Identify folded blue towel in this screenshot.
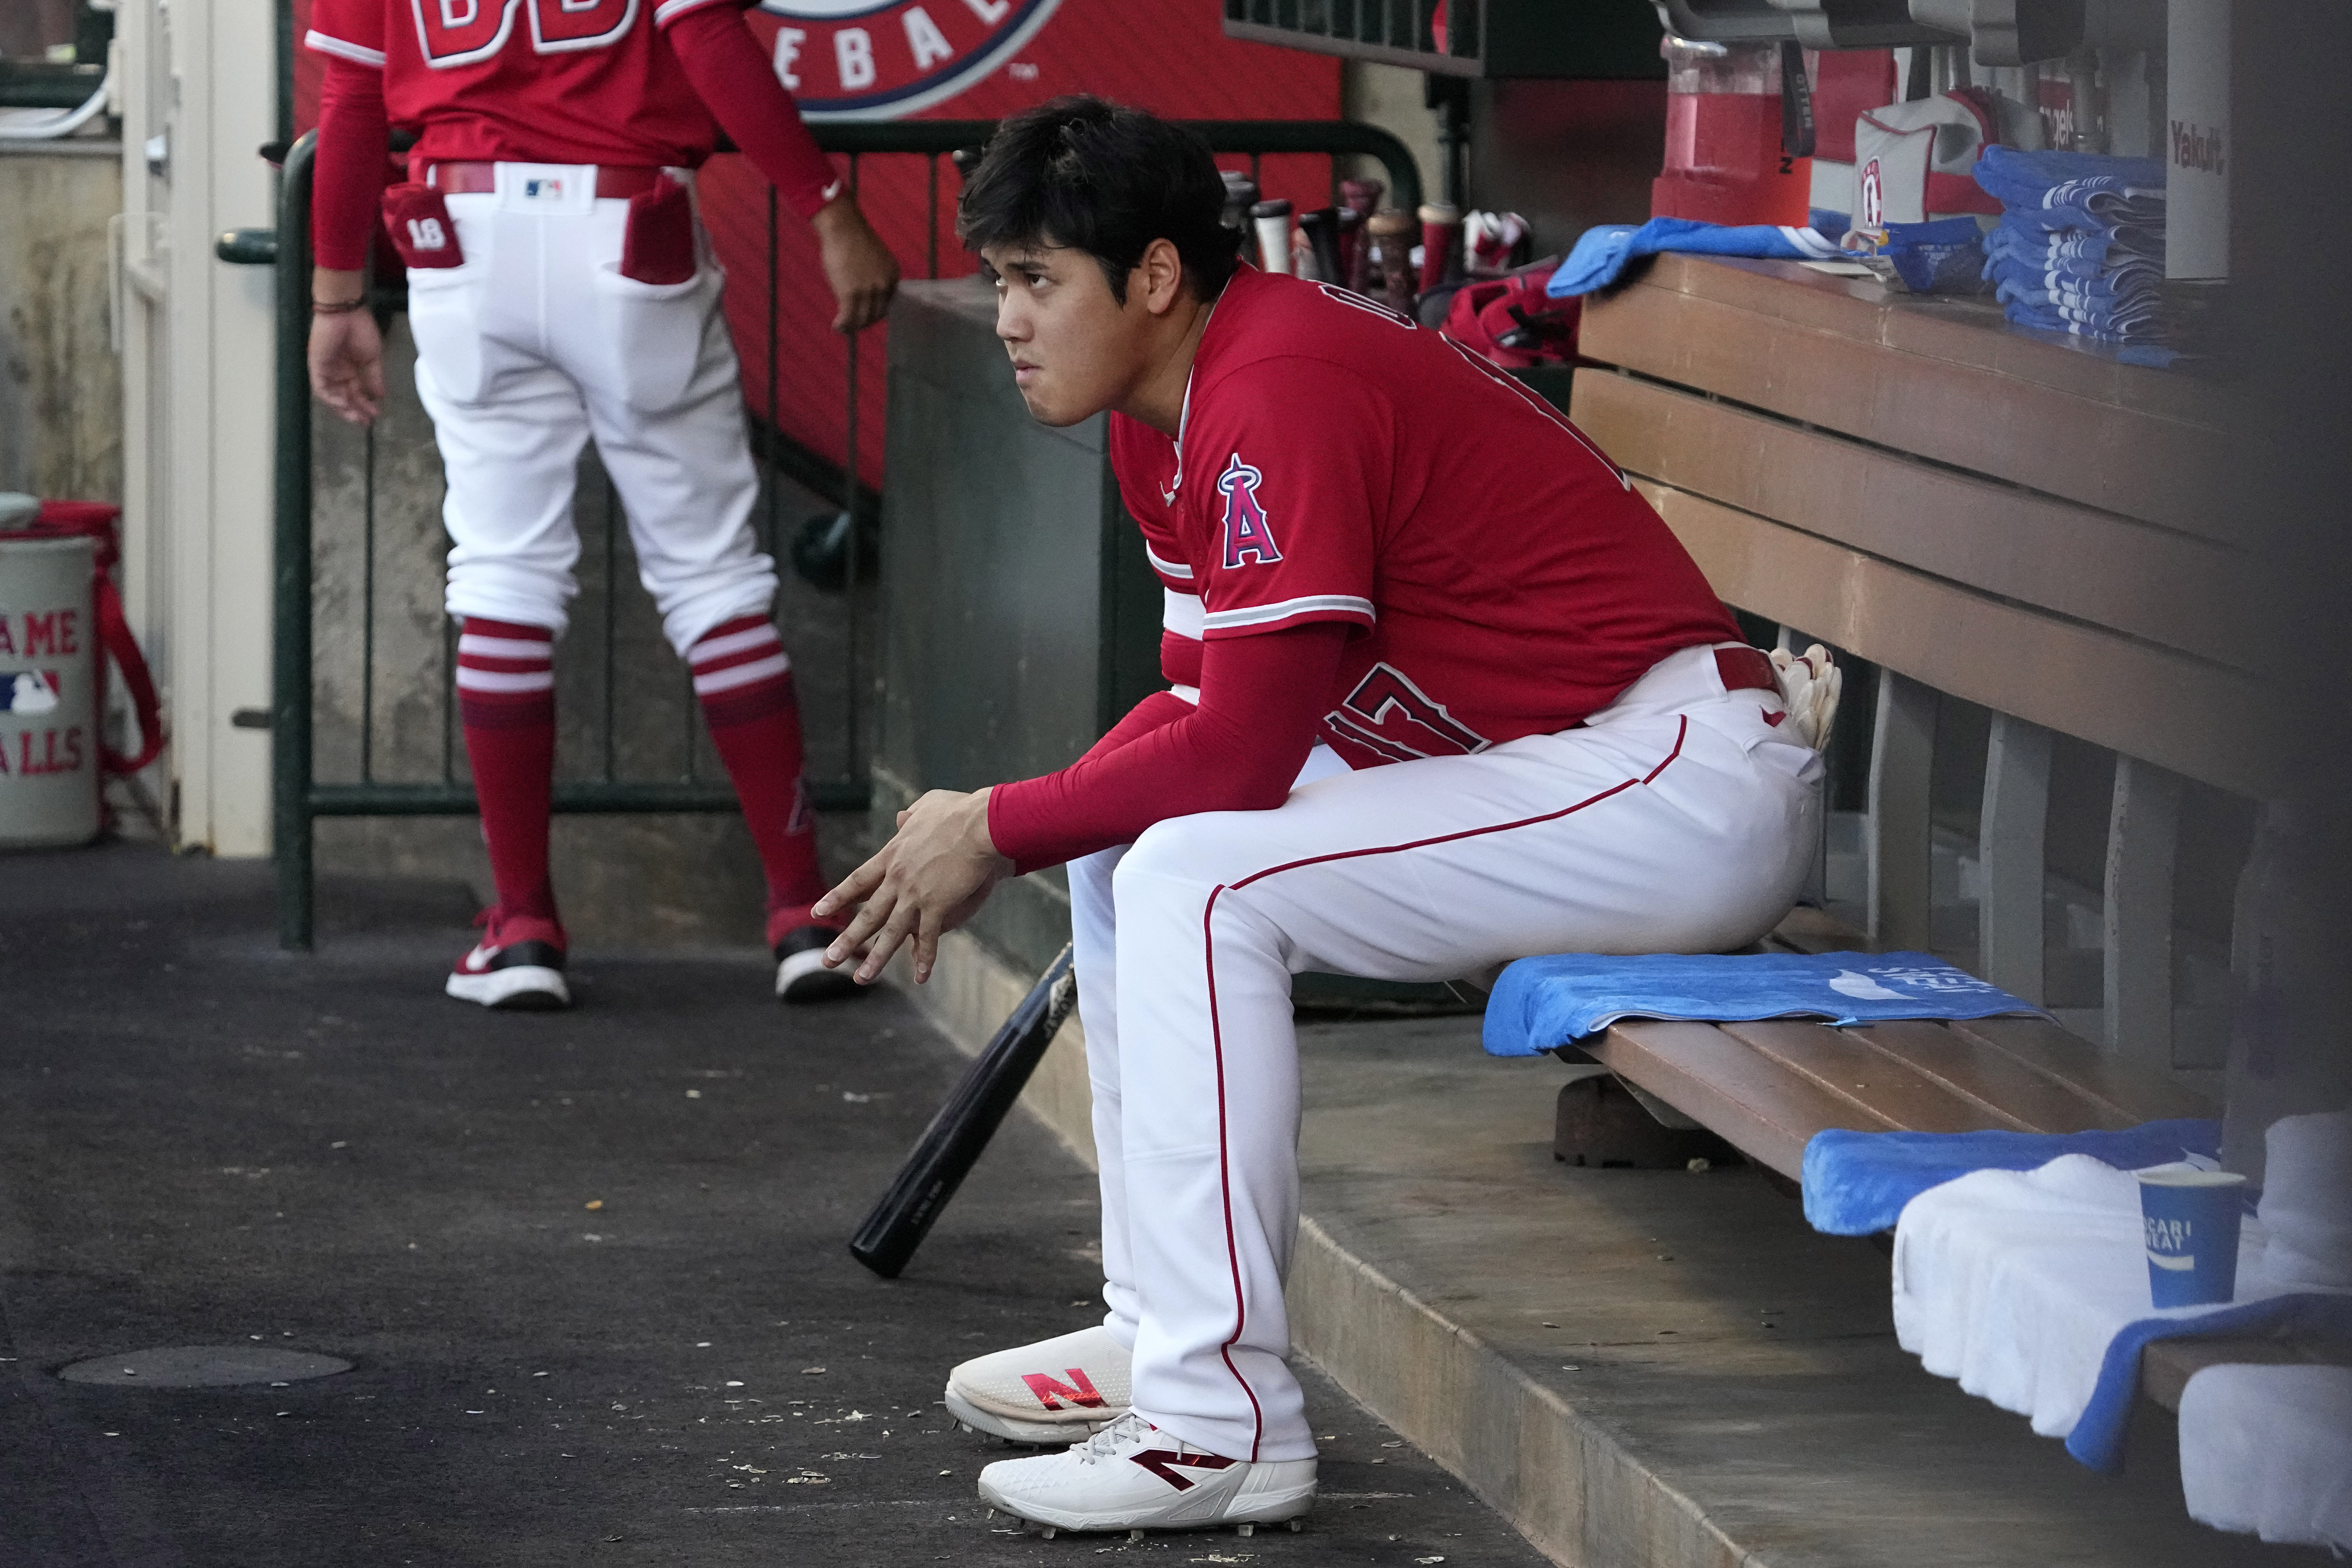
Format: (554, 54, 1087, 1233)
(1481, 950, 2042, 1058)
(1801, 1120, 2222, 1236)
(2068, 1293, 2352, 1474)
(1972, 147, 2166, 217)
(1545, 218, 1845, 298)
(1983, 225, 2163, 279)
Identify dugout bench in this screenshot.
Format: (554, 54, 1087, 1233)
(1542, 250, 2347, 1410)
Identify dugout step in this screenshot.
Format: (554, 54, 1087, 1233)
(1288, 1014, 2300, 1568)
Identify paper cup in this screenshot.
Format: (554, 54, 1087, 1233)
(2137, 1167, 2247, 1308)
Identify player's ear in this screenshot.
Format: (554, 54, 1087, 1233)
(1138, 237, 1186, 316)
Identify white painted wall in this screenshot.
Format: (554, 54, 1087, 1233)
(116, 0, 278, 854)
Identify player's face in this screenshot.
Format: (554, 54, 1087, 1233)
(982, 242, 1155, 427)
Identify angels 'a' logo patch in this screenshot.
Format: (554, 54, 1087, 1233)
(1216, 453, 1282, 569)
(750, 0, 1061, 119)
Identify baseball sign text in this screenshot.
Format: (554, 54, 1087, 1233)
(753, 0, 1060, 117)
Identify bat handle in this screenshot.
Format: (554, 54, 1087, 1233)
(848, 945, 1078, 1278)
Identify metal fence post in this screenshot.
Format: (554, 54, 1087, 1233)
(273, 131, 318, 951)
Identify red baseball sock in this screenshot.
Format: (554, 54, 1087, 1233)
(690, 616, 829, 940)
(457, 617, 559, 925)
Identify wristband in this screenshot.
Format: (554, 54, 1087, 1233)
(312, 297, 367, 315)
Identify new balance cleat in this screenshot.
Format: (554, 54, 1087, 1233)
(945, 1324, 1131, 1444)
(446, 909, 569, 1010)
(976, 1411, 1315, 1536)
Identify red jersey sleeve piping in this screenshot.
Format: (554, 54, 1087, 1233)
(1144, 543, 1194, 584)
(1201, 595, 1376, 637)
(304, 28, 386, 67)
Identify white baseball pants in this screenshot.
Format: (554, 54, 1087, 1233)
(406, 163, 778, 655)
(1068, 642, 1824, 1463)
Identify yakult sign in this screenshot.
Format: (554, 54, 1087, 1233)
(756, 0, 1061, 118)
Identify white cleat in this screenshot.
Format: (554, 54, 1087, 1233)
(977, 1411, 1315, 1537)
(944, 1324, 1131, 1445)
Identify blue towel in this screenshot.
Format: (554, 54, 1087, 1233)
(2067, 1293, 2352, 1473)
(1801, 1121, 2222, 1237)
(1545, 217, 1845, 298)
(1983, 225, 2163, 280)
(1481, 950, 2042, 1058)
(1971, 146, 2165, 217)
(1973, 147, 2172, 349)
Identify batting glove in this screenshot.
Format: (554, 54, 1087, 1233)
(1769, 643, 1843, 751)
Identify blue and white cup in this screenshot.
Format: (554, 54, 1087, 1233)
(2136, 1166, 2248, 1308)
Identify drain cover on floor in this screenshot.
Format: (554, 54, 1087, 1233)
(57, 1346, 353, 1387)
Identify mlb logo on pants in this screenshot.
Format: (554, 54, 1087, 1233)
(522, 177, 565, 201)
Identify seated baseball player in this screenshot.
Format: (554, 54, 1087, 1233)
(813, 97, 1834, 1538)
(304, 0, 900, 1009)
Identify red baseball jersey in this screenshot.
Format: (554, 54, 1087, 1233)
(306, 0, 750, 169)
(1107, 266, 1741, 771)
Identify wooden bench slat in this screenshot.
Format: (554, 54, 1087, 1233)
(1570, 371, 2262, 671)
(1594, 1020, 1898, 1181)
(2139, 1333, 2352, 1413)
(1715, 1020, 2010, 1133)
(1845, 1019, 2141, 1134)
(1945, 1016, 2217, 1125)
(1634, 478, 2285, 801)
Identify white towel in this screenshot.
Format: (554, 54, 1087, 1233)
(1891, 1154, 2280, 1437)
(2258, 1108, 2352, 1289)
(2180, 1363, 2352, 1551)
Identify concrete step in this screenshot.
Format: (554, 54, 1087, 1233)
(895, 932, 2303, 1568)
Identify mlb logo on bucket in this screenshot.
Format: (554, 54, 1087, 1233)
(752, 0, 1062, 118)
(0, 670, 59, 715)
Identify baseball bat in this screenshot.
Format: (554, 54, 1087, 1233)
(849, 942, 1079, 1279)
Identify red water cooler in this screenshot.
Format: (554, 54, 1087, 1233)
(1653, 38, 1812, 227)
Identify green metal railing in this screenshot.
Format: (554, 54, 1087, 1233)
(258, 119, 1421, 950)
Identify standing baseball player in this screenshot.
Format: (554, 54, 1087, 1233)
(304, 0, 899, 1009)
(813, 97, 1835, 1537)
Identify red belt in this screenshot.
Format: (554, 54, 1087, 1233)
(1715, 645, 1779, 695)
(425, 162, 664, 197)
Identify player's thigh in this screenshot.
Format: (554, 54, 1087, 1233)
(1118, 712, 1816, 981)
(583, 376, 766, 581)
(421, 365, 594, 568)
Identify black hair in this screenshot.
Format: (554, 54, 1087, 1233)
(957, 95, 1241, 306)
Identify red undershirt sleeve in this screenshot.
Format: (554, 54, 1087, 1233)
(311, 55, 389, 274)
(663, 6, 843, 221)
(985, 623, 1349, 874)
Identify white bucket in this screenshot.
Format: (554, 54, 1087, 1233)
(0, 533, 99, 848)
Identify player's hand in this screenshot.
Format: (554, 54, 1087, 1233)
(814, 787, 1010, 986)
(308, 301, 386, 426)
(811, 193, 900, 334)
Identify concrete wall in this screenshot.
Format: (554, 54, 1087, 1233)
(0, 142, 122, 502)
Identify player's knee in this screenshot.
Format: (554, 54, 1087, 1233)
(1112, 817, 1220, 901)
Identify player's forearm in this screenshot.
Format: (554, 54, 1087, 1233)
(986, 624, 1346, 873)
(665, 6, 842, 220)
(312, 56, 390, 274)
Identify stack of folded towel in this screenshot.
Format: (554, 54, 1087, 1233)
(1973, 145, 2169, 350)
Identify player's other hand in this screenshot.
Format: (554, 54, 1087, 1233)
(308, 270, 385, 426)
(814, 787, 1010, 985)
(811, 193, 900, 334)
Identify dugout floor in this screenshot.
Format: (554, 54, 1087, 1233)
(0, 839, 1547, 1567)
